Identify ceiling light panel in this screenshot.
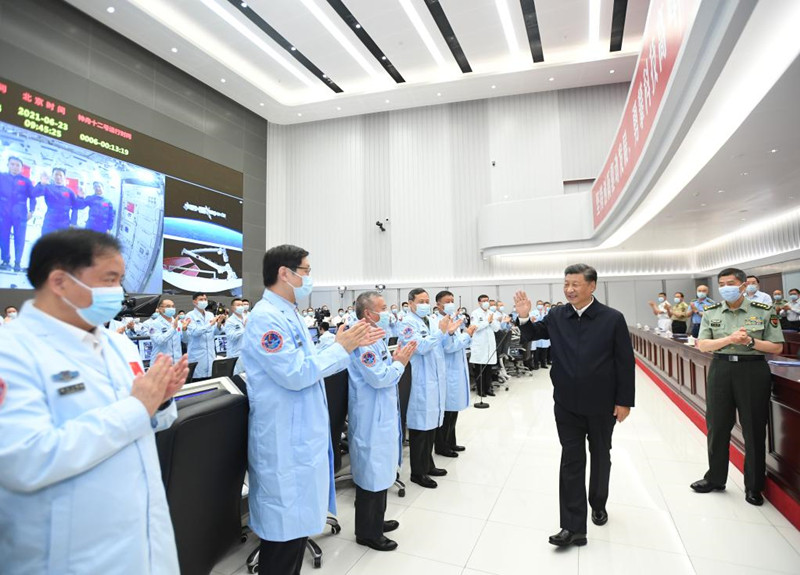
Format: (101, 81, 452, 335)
(398, 0, 450, 70)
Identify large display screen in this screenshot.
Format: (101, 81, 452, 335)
(0, 77, 244, 295)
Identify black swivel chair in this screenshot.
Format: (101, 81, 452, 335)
(156, 390, 249, 575)
(186, 361, 198, 383)
(212, 357, 238, 379)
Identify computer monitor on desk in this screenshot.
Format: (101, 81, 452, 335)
(308, 327, 319, 343)
(137, 339, 153, 366)
(174, 377, 243, 402)
(214, 335, 228, 356)
(329, 326, 338, 335)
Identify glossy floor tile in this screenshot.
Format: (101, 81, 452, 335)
(215, 368, 799, 574)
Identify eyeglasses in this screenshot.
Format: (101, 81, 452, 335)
(293, 265, 312, 275)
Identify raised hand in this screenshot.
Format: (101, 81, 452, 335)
(729, 327, 749, 345)
(467, 324, 478, 337)
(162, 354, 189, 402)
(392, 341, 417, 366)
(514, 291, 532, 318)
(335, 320, 370, 353)
(448, 317, 463, 334)
(130, 355, 172, 416)
(438, 314, 451, 334)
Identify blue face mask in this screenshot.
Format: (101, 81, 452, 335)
(64, 273, 124, 327)
(287, 269, 313, 299)
(773, 294, 783, 302)
(696, 292, 706, 300)
(537, 304, 543, 310)
(196, 300, 208, 310)
(489, 305, 497, 312)
(376, 311, 391, 330)
(235, 305, 245, 315)
(415, 303, 431, 317)
(746, 284, 757, 294)
(481, 301, 489, 310)
(657, 297, 665, 303)
(791, 294, 799, 302)
(673, 297, 681, 304)
(719, 285, 743, 302)
(164, 307, 176, 318)
(443, 302, 457, 316)
(499, 306, 505, 312)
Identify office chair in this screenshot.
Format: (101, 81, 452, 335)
(156, 391, 249, 575)
(186, 361, 198, 383)
(212, 356, 238, 379)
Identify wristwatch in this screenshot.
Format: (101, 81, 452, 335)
(746, 336, 756, 350)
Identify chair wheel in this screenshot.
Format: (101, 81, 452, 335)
(313, 557, 322, 568)
(331, 523, 341, 534)
(240, 534, 248, 543)
(505, 386, 509, 391)
(398, 489, 406, 497)
(247, 566, 258, 574)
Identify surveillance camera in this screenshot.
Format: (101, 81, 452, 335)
(491, 160, 496, 167)
(375, 221, 386, 232)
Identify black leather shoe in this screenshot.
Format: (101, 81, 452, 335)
(591, 509, 608, 526)
(486, 390, 496, 397)
(452, 445, 466, 452)
(410, 474, 437, 488)
(429, 467, 447, 477)
(532, 364, 540, 370)
(435, 450, 459, 458)
(357, 536, 398, 551)
(383, 520, 399, 533)
(690, 479, 726, 493)
(745, 490, 764, 506)
(548, 529, 587, 547)
(540, 363, 549, 369)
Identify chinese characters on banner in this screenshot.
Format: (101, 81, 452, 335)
(592, 0, 700, 228)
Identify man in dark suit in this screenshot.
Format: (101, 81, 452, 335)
(514, 263, 635, 548)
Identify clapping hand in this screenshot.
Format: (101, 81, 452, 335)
(729, 327, 749, 345)
(448, 317, 463, 334)
(438, 314, 452, 334)
(392, 341, 418, 366)
(162, 354, 189, 403)
(513, 291, 532, 318)
(335, 320, 384, 352)
(466, 324, 478, 337)
(130, 355, 173, 416)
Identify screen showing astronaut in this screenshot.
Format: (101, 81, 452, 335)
(0, 77, 244, 295)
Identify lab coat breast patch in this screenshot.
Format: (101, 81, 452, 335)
(360, 351, 377, 368)
(261, 331, 284, 353)
(402, 326, 414, 339)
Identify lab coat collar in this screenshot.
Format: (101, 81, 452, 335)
(263, 288, 298, 314)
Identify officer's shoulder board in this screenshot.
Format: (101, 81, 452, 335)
(750, 301, 771, 310)
(704, 302, 722, 311)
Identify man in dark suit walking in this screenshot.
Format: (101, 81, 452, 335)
(514, 264, 635, 548)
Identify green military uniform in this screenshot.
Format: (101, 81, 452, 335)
(670, 301, 691, 334)
(698, 299, 784, 492)
(772, 299, 790, 329)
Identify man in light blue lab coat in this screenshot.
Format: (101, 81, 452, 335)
(0, 229, 189, 575)
(470, 295, 501, 397)
(433, 291, 478, 457)
(347, 291, 417, 552)
(147, 298, 188, 362)
(225, 297, 247, 375)
(241, 244, 384, 574)
(316, 321, 336, 351)
(185, 291, 225, 379)
(399, 288, 463, 489)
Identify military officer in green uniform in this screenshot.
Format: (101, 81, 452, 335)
(692, 268, 784, 506)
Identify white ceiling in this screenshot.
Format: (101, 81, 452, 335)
(65, 0, 649, 124)
(620, 53, 800, 252)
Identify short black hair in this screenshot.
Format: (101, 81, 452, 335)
(7, 156, 22, 164)
(790, 288, 799, 294)
(5, 305, 17, 314)
(658, 292, 666, 297)
(675, 292, 684, 298)
(564, 263, 597, 283)
(231, 298, 242, 306)
(263, 244, 309, 287)
(178, 310, 186, 315)
(192, 292, 207, 300)
(746, 274, 760, 282)
(320, 321, 330, 331)
(158, 298, 173, 308)
(27, 229, 120, 289)
(436, 290, 453, 302)
(242, 299, 250, 304)
(52, 167, 65, 175)
(719, 268, 747, 283)
(478, 294, 489, 301)
(408, 288, 427, 302)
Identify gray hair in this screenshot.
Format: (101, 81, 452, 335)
(355, 291, 382, 319)
(564, 263, 598, 284)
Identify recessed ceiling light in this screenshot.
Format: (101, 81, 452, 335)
(220, 78, 226, 83)
(355, 23, 361, 29)
(609, 69, 615, 74)
(259, 102, 264, 106)
(381, 56, 387, 61)
(106, 6, 115, 13)
(171, 47, 178, 53)
(700, 203, 707, 207)
(241, 1, 247, 7)
(336, 106, 341, 111)
(491, 84, 496, 89)
(436, 92, 441, 96)
(297, 112, 302, 117)
(771, 148, 778, 153)
(740, 171, 749, 176)
(290, 46, 296, 51)
(385, 99, 390, 103)
(717, 189, 725, 193)
(741, 218, 747, 221)
(322, 74, 327, 79)
(548, 77, 555, 82)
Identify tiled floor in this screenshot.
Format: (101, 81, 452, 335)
(213, 368, 800, 574)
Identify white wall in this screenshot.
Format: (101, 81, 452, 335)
(266, 84, 628, 286)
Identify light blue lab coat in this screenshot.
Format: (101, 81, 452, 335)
(346, 340, 403, 492)
(469, 307, 500, 364)
(241, 289, 350, 542)
(317, 330, 336, 351)
(225, 313, 246, 375)
(431, 312, 472, 412)
(398, 311, 446, 431)
(186, 308, 222, 378)
(146, 314, 183, 362)
(0, 301, 178, 575)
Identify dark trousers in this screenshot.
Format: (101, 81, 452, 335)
(704, 358, 772, 491)
(435, 411, 459, 452)
(554, 402, 616, 533)
(355, 485, 387, 540)
(472, 363, 493, 396)
(691, 323, 701, 338)
(258, 537, 308, 575)
(408, 428, 436, 477)
(671, 320, 687, 334)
